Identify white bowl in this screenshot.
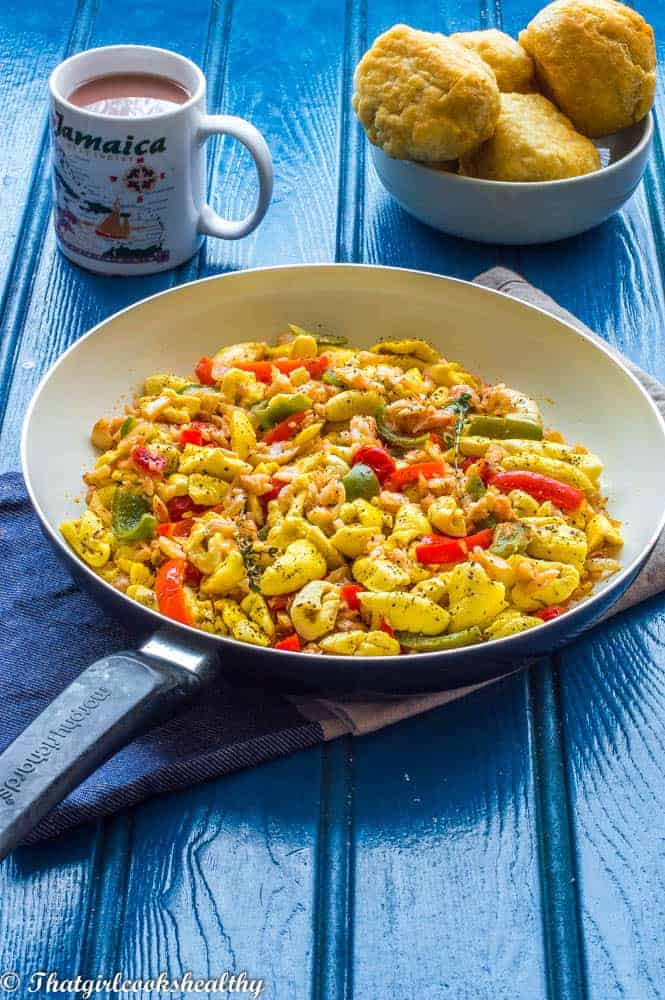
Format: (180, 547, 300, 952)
(371, 113, 653, 245)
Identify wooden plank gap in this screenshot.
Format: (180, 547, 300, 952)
(335, 0, 367, 264)
(529, 659, 588, 1000)
(0, 0, 97, 427)
(310, 738, 355, 1000)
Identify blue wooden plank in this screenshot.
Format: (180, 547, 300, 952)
(116, 751, 323, 1000)
(0, 824, 106, 988)
(557, 599, 665, 999)
(351, 676, 549, 999)
(530, 664, 586, 999)
(200, 0, 345, 273)
(0, 0, 97, 434)
(0, 0, 81, 295)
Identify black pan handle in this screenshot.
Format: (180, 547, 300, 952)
(0, 629, 218, 860)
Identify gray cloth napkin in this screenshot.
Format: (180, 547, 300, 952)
(298, 267, 665, 737)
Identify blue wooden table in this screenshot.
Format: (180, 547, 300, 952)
(1, 2, 664, 997)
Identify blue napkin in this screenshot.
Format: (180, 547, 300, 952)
(0, 473, 324, 843)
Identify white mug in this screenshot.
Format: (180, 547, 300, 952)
(49, 45, 273, 275)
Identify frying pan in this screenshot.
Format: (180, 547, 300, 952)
(1, 264, 663, 859)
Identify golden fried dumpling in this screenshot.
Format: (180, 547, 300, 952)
(352, 24, 500, 161)
(519, 0, 656, 137)
(459, 92, 601, 181)
(451, 28, 537, 93)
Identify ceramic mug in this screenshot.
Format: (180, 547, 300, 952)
(49, 45, 273, 275)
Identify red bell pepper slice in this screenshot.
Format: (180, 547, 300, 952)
(131, 445, 167, 478)
(229, 360, 274, 383)
(271, 355, 328, 378)
(386, 461, 447, 492)
(179, 426, 203, 446)
(415, 528, 494, 565)
(352, 445, 396, 484)
(379, 620, 395, 638)
(263, 410, 308, 445)
(230, 355, 330, 382)
(166, 495, 204, 520)
(489, 471, 584, 511)
(296, 355, 329, 379)
(535, 605, 565, 622)
(183, 561, 203, 587)
(274, 633, 301, 652)
(195, 356, 216, 385)
(340, 583, 364, 610)
(268, 594, 291, 611)
(155, 558, 192, 626)
(158, 520, 194, 538)
(261, 477, 289, 510)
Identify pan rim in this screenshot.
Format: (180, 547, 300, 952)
(20, 262, 665, 668)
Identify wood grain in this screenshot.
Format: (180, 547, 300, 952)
(0, 825, 101, 988)
(200, 0, 345, 273)
(1, 0, 664, 997)
(351, 676, 548, 999)
(557, 601, 665, 999)
(116, 751, 322, 999)
(0, 0, 80, 295)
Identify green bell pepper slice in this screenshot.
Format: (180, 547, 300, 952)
(119, 416, 135, 438)
(322, 370, 347, 387)
(341, 463, 381, 501)
(288, 323, 348, 347)
(490, 521, 530, 558)
(397, 627, 483, 651)
(253, 393, 312, 431)
(375, 406, 428, 449)
(466, 471, 486, 500)
(111, 489, 157, 542)
(465, 415, 543, 440)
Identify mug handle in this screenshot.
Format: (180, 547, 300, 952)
(196, 114, 273, 240)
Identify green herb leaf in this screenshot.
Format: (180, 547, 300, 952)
(448, 392, 472, 468)
(288, 323, 348, 347)
(322, 370, 346, 387)
(237, 533, 263, 592)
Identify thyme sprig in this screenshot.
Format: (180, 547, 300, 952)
(442, 392, 473, 468)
